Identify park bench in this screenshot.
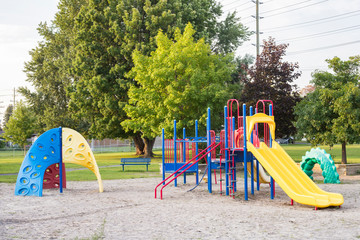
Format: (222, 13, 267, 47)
(120, 158, 151, 171)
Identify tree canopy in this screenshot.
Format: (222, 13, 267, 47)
(2, 104, 13, 129)
(122, 24, 235, 156)
(22, 0, 250, 155)
(295, 55, 360, 164)
(240, 37, 301, 138)
(68, 0, 249, 139)
(20, 0, 87, 134)
(2, 101, 36, 154)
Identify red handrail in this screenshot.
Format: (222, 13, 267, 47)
(227, 99, 240, 148)
(160, 142, 221, 199)
(155, 142, 221, 199)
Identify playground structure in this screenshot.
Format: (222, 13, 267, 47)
(155, 99, 344, 209)
(14, 127, 103, 197)
(161, 111, 219, 188)
(301, 148, 341, 184)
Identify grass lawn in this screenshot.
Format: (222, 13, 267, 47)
(1, 144, 359, 183)
(282, 143, 360, 164)
(0, 149, 163, 183)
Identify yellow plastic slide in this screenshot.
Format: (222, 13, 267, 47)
(247, 141, 344, 208)
(246, 161, 270, 184)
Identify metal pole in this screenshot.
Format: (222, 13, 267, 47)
(207, 107, 212, 193)
(232, 116, 236, 192)
(232, 117, 236, 150)
(250, 106, 254, 195)
(255, 108, 260, 191)
(59, 127, 63, 193)
(256, 0, 260, 57)
(224, 106, 229, 196)
(174, 120, 177, 187)
(183, 127, 186, 184)
(162, 128, 165, 184)
(269, 104, 274, 199)
(195, 120, 199, 185)
(243, 104, 248, 201)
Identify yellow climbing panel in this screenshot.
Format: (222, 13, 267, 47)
(62, 128, 103, 192)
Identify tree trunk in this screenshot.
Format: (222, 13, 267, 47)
(132, 133, 144, 155)
(23, 144, 27, 156)
(143, 137, 155, 158)
(341, 141, 347, 164)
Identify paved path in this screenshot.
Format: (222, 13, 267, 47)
(0, 165, 121, 176)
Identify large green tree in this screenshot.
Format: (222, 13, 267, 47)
(2, 101, 36, 155)
(122, 24, 234, 156)
(23, 0, 250, 155)
(68, 0, 250, 154)
(21, 0, 87, 134)
(295, 55, 360, 164)
(240, 37, 301, 138)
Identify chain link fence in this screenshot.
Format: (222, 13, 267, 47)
(0, 147, 30, 158)
(0, 137, 162, 157)
(90, 139, 135, 153)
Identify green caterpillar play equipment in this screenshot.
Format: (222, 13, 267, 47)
(300, 148, 340, 184)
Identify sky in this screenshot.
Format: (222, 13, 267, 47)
(0, 0, 58, 121)
(221, 0, 360, 87)
(0, 0, 359, 120)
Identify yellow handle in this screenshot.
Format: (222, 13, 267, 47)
(246, 113, 276, 141)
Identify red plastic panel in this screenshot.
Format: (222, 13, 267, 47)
(43, 163, 66, 189)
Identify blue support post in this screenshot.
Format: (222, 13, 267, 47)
(183, 127, 186, 184)
(174, 120, 177, 187)
(269, 104, 274, 199)
(255, 108, 260, 191)
(59, 127, 63, 193)
(243, 104, 248, 200)
(162, 128, 165, 185)
(195, 120, 199, 185)
(249, 106, 254, 195)
(232, 117, 235, 148)
(232, 116, 236, 192)
(224, 106, 229, 196)
(207, 107, 212, 193)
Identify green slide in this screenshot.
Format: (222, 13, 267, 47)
(300, 148, 340, 184)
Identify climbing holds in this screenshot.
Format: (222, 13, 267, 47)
(15, 127, 103, 196)
(14, 128, 61, 196)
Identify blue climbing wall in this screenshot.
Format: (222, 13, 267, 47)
(14, 128, 61, 196)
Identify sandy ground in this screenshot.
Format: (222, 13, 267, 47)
(1, 174, 360, 240)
